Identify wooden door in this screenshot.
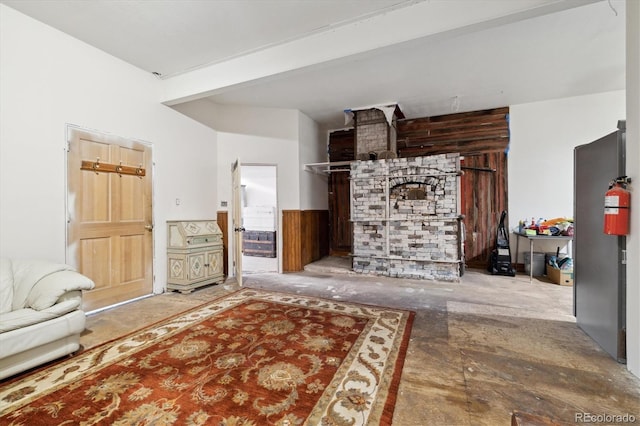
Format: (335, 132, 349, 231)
(231, 159, 243, 287)
(67, 128, 153, 311)
(328, 171, 352, 255)
(328, 129, 355, 255)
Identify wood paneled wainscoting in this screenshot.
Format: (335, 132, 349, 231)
(282, 210, 329, 272)
(217, 211, 229, 277)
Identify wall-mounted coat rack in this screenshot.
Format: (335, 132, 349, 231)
(81, 158, 145, 177)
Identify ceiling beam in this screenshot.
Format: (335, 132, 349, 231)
(159, 0, 598, 107)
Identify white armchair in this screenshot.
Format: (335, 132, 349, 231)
(0, 258, 95, 380)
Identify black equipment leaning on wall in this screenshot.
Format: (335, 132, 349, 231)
(488, 210, 516, 277)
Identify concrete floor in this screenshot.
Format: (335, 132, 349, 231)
(82, 257, 640, 425)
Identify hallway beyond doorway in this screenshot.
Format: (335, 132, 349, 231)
(242, 254, 277, 274)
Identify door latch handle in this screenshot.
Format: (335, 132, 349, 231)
(144, 224, 154, 231)
(234, 226, 246, 232)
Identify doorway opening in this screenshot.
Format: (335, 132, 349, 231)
(241, 164, 278, 274)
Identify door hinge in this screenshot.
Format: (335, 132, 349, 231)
(621, 250, 627, 265)
(66, 141, 70, 152)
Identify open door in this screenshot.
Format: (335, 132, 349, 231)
(574, 124, 626, 362)
(231, 159, 244, 286)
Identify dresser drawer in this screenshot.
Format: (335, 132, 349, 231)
(187, 235, 220, 246)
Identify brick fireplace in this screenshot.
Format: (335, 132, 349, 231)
(349, 107, 462, 281)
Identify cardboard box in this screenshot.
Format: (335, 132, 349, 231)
(547, 266, 573, 286)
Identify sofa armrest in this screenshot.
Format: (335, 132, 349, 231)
(43, 290, 83, 315)
(26, 271, 95, 311)
(0, 292, 84, 334)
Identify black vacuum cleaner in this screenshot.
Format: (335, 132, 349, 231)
(488, 210, 516, 276)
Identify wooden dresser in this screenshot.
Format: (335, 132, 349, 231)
(167, 220, 224, 293)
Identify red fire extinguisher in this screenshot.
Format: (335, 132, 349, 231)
(604, 176, 631, 235)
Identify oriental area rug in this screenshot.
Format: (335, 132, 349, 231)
(0, 288, 414, 425)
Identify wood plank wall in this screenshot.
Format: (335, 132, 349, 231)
(460, 153, 509, 268)
(329, 107, 510, 159)
(282, 210, 329, 272)
(301, 210, 330, 266)
(397, 107, 509, 157)
(282, 211, 302, 271)
(328, 129, 355, 162)
(216, 211, 229, 277)
(396, 107, 510, 267)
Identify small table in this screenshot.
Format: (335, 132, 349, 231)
(514, 233, 573, 282)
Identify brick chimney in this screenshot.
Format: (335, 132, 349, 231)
(353, 105, 402, 160)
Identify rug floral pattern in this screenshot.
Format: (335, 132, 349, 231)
(0, 289, 413, 425)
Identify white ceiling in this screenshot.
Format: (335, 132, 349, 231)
(2, 0, 626, 130)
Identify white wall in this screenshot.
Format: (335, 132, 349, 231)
(508, 90, 626, 257)
(625, 0, 639, 377)
(174, 102, 329, 211)
(172, 99, 299, 141)
(242, 165, 277, 208)
(241, 165, 277, 234)
(298, 111, 329, 210)
(0, 5, 218, 293)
